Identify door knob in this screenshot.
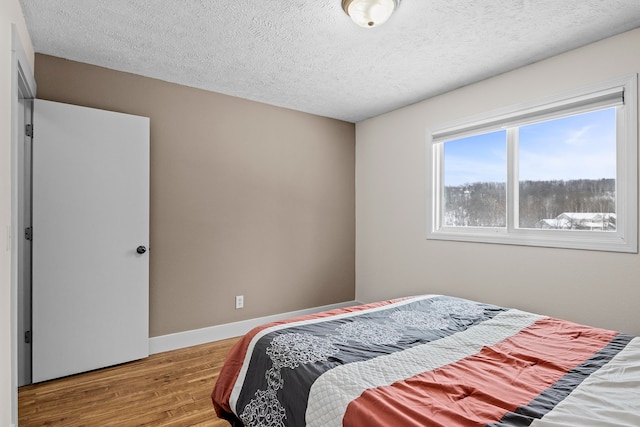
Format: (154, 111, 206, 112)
(136, 245, 147, 254)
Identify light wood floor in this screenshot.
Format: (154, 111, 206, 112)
(18, 337, 241, 426)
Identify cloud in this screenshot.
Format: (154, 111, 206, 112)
(518, 148, 615, 181)
(563, 125, 595, 146)
(444, 155, 505, 186)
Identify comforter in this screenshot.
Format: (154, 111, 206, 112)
(212, 295, 640, 426)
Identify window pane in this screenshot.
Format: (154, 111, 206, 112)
(518, 108, 616, 231)
(443, 130, 506, 227)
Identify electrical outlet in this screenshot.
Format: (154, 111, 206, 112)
(235, 295, 244, 309)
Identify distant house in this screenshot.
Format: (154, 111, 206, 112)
(536, 218, 572, 229)
(536, 213, 616, 231)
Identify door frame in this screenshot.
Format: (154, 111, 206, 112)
(16, 90, 33, 388)
(11, 25, 36, 425)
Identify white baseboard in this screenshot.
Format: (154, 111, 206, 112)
(149, 300, 360, 355)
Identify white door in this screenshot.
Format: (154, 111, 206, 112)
(32, 99, 149, 383)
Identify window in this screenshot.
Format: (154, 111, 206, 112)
(427, 75, 637, 252)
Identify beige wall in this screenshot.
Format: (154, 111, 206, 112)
(34, 54, 355, 337)
(356, 28, 640, 336)
(1, 0, 33, 424)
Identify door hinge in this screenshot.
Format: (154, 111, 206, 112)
(25, 124, 33, 138)
(24, 330, 31, 344)
(25, 227, 32, 241)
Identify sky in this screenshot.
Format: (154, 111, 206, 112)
(443, 108, 617, 187)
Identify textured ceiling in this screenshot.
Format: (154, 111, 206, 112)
(19, 0, 640, 123)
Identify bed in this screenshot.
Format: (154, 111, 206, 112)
(211, 295, 640, 426)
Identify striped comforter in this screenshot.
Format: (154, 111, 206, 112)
(211, 295, 640, 427)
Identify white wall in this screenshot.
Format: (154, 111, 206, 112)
(356, 28, 640, 336)
(1, 0, 33, 425)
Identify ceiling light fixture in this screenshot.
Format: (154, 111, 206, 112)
(342, 0, 400, 28)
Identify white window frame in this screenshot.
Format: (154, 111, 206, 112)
(426, 74, 638, 253)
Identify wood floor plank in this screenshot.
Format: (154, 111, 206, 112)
(18, 337, 240, 426)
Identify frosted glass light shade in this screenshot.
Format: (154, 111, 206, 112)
(342, 0, 399, 28)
